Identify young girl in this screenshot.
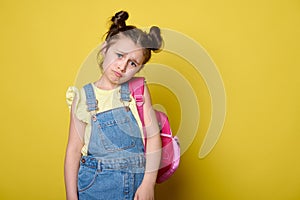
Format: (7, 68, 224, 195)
(64, 11, 163, 200)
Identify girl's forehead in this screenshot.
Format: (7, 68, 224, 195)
(111, 36, 143, 54)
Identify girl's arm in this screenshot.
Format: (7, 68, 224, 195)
(64, 96, 86, 200)
(134, 84, 162, 200)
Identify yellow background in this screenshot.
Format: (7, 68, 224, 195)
(1, 0, 300, 199)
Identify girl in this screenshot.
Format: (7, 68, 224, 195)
(64, 11, 163, 200)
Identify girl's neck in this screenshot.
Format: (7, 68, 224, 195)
(94, 78, 119, 90)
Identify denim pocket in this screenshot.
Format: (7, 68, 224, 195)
(77, 164, 97, 192)
(98, 116, 137, 152)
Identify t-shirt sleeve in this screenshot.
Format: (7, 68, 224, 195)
(66, 86, 89, 123)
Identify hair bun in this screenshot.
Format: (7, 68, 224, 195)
(111, 11, 129, 29)
(148, 26, 163, 52)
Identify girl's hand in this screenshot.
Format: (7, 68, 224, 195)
(134, 182, 155, 200)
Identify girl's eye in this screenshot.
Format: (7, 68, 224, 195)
(116, 53, 123, 58)
(130, 61, 137, 67)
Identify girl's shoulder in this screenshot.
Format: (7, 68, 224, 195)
(66, 85, 90, 123)
(66, 85, 87, 109)
(66, 86, 79, 109)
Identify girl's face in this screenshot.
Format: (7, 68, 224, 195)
(100, 35, 144, 89)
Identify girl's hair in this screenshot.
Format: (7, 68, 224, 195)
(97, 11, 163, 68)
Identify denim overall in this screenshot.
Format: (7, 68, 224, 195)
(78, 82, 145, 200)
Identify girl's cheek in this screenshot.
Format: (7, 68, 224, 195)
(128, 68, 139, 76)
(102, 62, 112, 72)
(102, 59, 115, 71)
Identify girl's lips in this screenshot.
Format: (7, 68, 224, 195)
(113, 70, 122, 78)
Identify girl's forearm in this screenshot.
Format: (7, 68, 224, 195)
(64, 148, 81, 200)
(143, 133, 162, 185)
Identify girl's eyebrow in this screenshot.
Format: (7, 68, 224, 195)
(115, 49, 125, 54)
(115, 49, 142, 65)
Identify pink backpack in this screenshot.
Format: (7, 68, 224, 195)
(129, 77, 180, 183)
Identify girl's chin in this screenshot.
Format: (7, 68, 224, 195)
(109, 74, 132, 85)
(112, 76, 129, 83)
(109, 77, 125, 86)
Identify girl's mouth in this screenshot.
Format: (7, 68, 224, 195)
(113, 70, 123, 78)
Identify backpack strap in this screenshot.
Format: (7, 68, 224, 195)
(129, 77, 147, 149)
(128, 77, 145, 126)
(83, 83, 98, 112)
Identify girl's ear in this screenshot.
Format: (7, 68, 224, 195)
(100, 41, 108, 56)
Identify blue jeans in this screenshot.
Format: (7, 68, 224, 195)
(78, 155, 145, 200)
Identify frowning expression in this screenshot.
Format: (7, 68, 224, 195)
(101, 34, 145, 87)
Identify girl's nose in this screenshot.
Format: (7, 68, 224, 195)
(118, 60, 127, 73)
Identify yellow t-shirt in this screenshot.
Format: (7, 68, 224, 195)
(66, 83, 144, 156)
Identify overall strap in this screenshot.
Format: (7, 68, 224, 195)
(83, 83, 98, 112)
(120, 81, 132, 102)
